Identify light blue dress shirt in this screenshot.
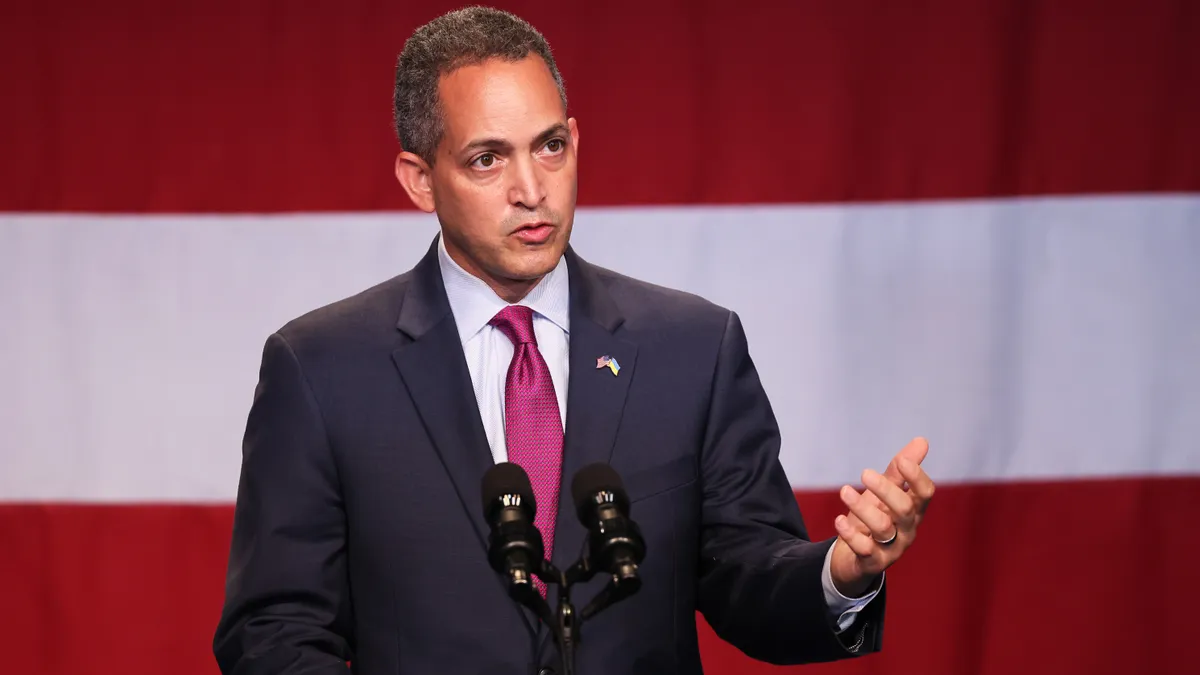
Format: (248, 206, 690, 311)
(436, 236, 880, 632)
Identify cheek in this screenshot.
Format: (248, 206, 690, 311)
(547, 163, 578, 204)
(441, 179, 502, 235)
(464, 187, 509, 233)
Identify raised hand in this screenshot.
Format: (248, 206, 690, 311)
(829, 437, 935, 597)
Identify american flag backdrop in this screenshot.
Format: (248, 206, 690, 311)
(2, 1, 1199, 674)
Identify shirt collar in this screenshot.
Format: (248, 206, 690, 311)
(437, 234, 570, 344)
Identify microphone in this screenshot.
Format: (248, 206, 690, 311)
(571, 463, 646, 592)
(481, 462, 545, 599)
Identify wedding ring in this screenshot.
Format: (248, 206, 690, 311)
(873, 529, 897, 546)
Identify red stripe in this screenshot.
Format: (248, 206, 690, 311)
(2, 476, 1194, 674)
(2, 0, 1197, 212)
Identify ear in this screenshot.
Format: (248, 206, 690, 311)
(568, 117, 580, 156)
(394, 151, 436, 213)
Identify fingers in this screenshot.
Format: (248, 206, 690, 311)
(834, 514, 876, 557)
(843, 511, 870, 535)
(898, 436, 929, 468)
(897, 456, 935, 515)
(862, 469, 917, 530)
(882, 457, 906, 485)
(883, 437, 928, 485)
(839, 485, 896, 541)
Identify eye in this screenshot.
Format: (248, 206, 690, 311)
(471, 153, 498, 169)
(545, 138, 565, 153)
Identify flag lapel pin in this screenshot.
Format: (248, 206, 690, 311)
(595, 355, 621, 376)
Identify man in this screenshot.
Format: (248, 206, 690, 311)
(213, 6, 935, 674)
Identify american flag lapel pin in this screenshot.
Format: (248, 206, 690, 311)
(595, 354, 621, 376)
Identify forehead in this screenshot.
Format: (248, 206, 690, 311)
(437, 56, 565, 144)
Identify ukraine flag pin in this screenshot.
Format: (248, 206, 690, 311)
(595, 355, 621, 376)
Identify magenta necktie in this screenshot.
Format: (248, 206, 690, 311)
(489, 305, 563, 597)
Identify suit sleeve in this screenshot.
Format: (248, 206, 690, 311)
(695, 311, 885, 665)
(212, 332, 353, 675)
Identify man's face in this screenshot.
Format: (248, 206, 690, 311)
(418, 55, 579, 298)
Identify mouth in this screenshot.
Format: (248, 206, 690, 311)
(512, 221, 555, 245)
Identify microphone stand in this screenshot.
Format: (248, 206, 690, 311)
(553, 565, 578, 675)
(514, 553, 639, 675)
(507, 560, 575, 675)
(519, 560, 575, 675)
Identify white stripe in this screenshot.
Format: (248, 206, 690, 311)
(2, 194, 1198, 501)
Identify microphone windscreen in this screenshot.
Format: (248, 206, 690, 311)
(571, 462, 628, 514)
(481, 462, 536, 516)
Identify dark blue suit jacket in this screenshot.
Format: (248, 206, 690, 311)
(213, 238, 885, 674)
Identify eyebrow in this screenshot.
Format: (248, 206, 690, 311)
(460, 122, 569, 156)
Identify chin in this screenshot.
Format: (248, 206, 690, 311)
(504, 250, 561, 280)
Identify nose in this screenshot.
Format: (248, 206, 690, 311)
(506, 155, 547, 209)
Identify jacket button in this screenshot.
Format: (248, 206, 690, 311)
(538, 668, 556, 675)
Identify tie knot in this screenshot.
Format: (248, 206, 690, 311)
(490, 304, 537, 346)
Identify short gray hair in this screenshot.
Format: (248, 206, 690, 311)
(393, 6, 568, 163)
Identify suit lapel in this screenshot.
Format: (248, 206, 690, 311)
(534, 250, 639, 652)
(550, 250, 638, 573)
(392, 327, 493, 549)
(389, 238, 539, 637)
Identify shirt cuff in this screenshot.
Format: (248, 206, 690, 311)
(821, 541, 884, 632)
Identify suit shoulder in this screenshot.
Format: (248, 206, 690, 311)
(588, 262, 733, 331)
(271, 271, 412, 354)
